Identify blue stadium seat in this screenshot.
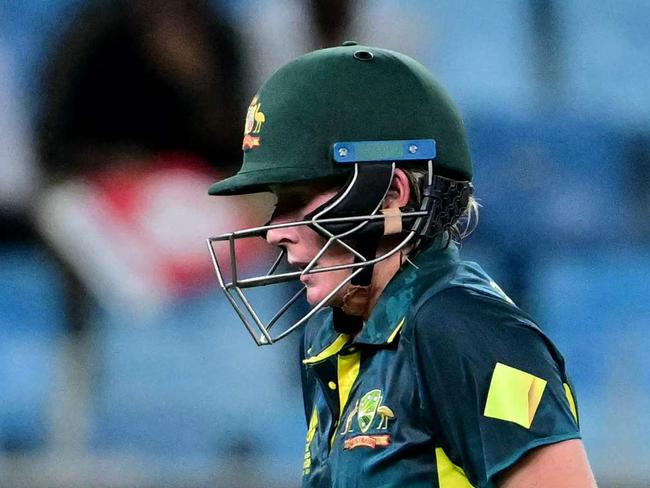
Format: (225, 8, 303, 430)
(89, 287, 305, 482)
(533, 249, 650, 479)
(467, 115, 626, 249)
(0, 245, 66, 451)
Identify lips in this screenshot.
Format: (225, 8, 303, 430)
(287, 259, 313, 285)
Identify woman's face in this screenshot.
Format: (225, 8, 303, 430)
(265, 183, 353, 306)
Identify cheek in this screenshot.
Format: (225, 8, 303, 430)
(311, 246, 354, 288)
(302, 240, 355, 305)
(299, 227, 352, 264)
(305, 266, 351, 305)
(322, 241, 354, 265)
(302, 230, 328, 256)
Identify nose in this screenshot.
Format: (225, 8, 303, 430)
(265, 211, 299, 247)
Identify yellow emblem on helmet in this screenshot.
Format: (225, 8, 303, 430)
(243, 95, 265, 151)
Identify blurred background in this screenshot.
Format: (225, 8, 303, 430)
(1, 0, 649, 486)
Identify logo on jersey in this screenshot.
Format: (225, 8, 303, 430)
(341, 389, 395, 450)
(242, 95, 266, 151)
(344, 434, 390, 450)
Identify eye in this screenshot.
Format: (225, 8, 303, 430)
(273, 193, 312, 215)
(271, 197, 304, 220)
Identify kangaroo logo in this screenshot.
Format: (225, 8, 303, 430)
(243, 95, 266, 151)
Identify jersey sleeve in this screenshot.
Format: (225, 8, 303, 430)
(408, 287, 581, 487)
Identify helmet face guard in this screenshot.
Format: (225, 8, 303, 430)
(207, 160, 434, 346)
(207, 140, 472, 346)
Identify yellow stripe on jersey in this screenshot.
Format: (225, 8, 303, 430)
(306, 407, 319, 444)
(563, 383, 578, 423)
(435, 447, 474, 488)
(386, 317, 406, 344)
(337, 352, 361, 419)
(303, 407, 319, 473)
(329, 351, 361, 447)
(484, 362, 547, 429)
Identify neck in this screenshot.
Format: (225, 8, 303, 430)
(363, 249, 403, 321)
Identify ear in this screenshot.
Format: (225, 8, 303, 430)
(383, 168, 411, 209)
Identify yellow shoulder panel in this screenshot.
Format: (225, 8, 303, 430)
(484, 362, 547, 429)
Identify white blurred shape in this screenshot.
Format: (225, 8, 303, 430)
(0, 42, 39, 212)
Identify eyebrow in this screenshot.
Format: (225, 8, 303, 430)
(272, 187, 309, 200)
(271, 179, 343, 198)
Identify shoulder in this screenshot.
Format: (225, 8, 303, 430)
(412, 283, 537, 337)
(403, 284, 566, 379)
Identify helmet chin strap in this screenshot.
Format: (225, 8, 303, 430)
(333, 225, 382, 334)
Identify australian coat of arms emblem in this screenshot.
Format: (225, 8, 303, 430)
(342, 389, 395, 450)
(242, 95, 265, 151)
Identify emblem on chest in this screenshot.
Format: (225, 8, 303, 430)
(341, 389, 395, 450)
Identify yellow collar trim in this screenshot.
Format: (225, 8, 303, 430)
(386, 317, 406, 344)
(303, 334, 351, 365)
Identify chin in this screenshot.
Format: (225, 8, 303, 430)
(305, 282, 346, 307)
(303, 269, 352, 306)
(306, 287, 327, 306)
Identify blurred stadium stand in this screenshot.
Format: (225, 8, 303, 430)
(0, 247, 65, 451)
(89, 289, 304, 485)
(534, 250, 650, 486)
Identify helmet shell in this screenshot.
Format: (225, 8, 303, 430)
(209, 44, 472, 195)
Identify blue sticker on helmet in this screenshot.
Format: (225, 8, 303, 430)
(333, 139, 436, 164)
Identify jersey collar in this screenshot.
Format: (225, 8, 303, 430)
(302, 239, 460, 363)
(353, 239, 460, 346)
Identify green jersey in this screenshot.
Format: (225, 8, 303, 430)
(300, 242, 580, 488)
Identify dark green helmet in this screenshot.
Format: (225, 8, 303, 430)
(208, 43, 472, 196)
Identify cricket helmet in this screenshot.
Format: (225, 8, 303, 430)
(207, 43, 473, 345)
